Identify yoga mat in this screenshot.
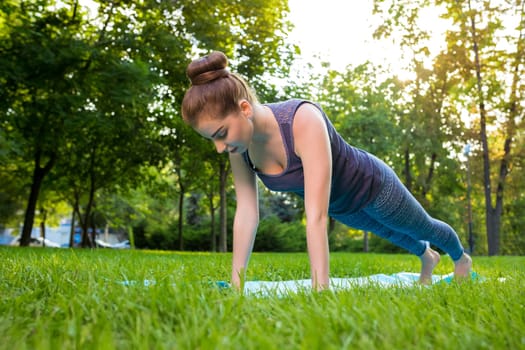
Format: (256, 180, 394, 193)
(114, 271, 484, 297)
(237, 271, 483, 296)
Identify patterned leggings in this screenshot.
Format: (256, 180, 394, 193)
(333, 159, 465, 261)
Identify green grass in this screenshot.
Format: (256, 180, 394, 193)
(0, 247, 523, 350)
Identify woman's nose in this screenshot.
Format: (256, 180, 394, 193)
(214, 140, 227, 153)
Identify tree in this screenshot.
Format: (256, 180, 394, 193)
(181, 0, 295, 102)
(176, 0, 296, 252)
(372, 0, 525, 255)
(0, 0, 186, 246)
(318, 63, 398, 159)
(0, 0, 300, 252)
(373, 0, 465, 204)
(0, 127, 27, 229)
(0, 1, 91, 245)
(436, 0, 525, 255)
(170, 129, 208, 250)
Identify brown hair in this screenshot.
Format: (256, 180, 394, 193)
(181, 51, 258, 127)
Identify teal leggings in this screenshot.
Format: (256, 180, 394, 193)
(333, 160, 465, 261)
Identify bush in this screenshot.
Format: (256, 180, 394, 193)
(132, 219, 177, 250)
(367, 234, 405, 254)
(183, 225, 214, 251)
(254, 216, 306, 252)
(328, 220, 406, 254)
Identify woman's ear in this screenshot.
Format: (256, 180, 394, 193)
(239, 100, 253, 119)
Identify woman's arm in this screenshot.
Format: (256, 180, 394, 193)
(293, 103, 332, 290)
(229, 152, 259, 290)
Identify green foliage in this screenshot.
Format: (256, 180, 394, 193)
(94, 166, 180, 250)
(318, 63, 398, 159)
(1, 0, 523, 255)
(254, 216, 306, 252)
(181, 0, 295, 102)
(501, 196, 525, 256)
(259, 188, 304, 222)
(0, 128, 26, 226)
(371, 0, 525, 255)
(328, 223, 405, 254)
(0, 0, 295, 249)
(182, 224, 215, 251)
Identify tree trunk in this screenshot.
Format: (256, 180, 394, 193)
(328, 217, 336, 234)
(72, 190, 84, 247)
(20, 149, 56, 246)
(178, 187, 184, 250)
(39, 207, 47, 247)
(104, 224, 109, 242)
(80, 218, 92, 247)
(127, 225, 135, 249)
(488, 11, 524, 254)
(422, 153, 436, 199)
(467, 0, 500, 255)
(69, 209, 76, 248)
(90, 212, 97, 246)
(403, 148, 412, 191)
(208, 192, 216, 252)
(80, 151, 97, 248)
(218, 158, 228, 252)
(74, 191, 92, 248)
(363, 231, 369, 253)
(486, 209, 500, 256)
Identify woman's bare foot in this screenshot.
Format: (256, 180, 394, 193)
(454, 253, 472, 282)
(419, 247, 441, 285)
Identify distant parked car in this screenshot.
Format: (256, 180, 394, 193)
(95, 239, 131, 249)
(10, 236, 62, 248)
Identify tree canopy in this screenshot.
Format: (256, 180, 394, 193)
(1, 0, 523, 255)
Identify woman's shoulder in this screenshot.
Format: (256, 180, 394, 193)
(265, 99, 320, 122)
(265, 98, 313, 108)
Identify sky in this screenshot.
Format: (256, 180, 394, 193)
(286, 0, 447, 77)
(287, 0, 379, 70)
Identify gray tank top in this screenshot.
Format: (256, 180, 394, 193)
(242, 99, 383, 214)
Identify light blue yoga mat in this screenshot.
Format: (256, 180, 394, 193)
(116, 271, 483, 297)
(236, 271, 483, 296)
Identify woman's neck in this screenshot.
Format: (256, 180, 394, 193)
(251, 103, 274, 143)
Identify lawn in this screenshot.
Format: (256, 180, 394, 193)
(0, 247, 523, 349)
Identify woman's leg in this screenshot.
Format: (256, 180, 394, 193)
(334, 159, 471, 281)
(333, 210, 428, 256)
(333, 210, 441, 283)
(365, 161, 465, 260)
(364, 161, 471, 278)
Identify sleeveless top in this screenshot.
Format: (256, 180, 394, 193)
(242, 99, 383, 214)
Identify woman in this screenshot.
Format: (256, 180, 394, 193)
(181, 51, 472, 290)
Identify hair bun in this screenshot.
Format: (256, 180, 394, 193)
(187, 51, 229, 86)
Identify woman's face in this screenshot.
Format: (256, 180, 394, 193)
(194, 110, 254, 154)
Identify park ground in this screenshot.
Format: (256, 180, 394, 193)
(0, 248, 523, 349)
